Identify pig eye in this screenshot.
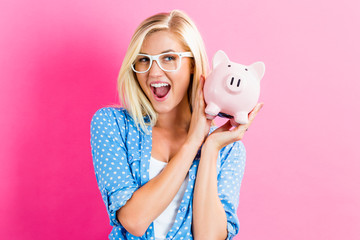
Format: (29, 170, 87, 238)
(228, 65, 231, 67)
(245, 68, 248, 71)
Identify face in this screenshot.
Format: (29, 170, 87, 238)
(135, 30, 193, 115)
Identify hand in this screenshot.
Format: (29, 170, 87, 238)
(203, 103, 264, 152)
(186, 75, 212, 148)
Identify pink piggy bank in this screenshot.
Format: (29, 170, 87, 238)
(204, 50, 265, 125)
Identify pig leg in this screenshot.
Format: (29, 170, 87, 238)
(205, 102, 220, 120)
(234, 111, 249, 125)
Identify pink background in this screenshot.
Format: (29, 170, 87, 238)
(1, 0, 359, 239)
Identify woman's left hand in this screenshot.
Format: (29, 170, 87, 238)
(203, 103, 264, 152)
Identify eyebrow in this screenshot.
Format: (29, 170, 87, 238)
(139, 49, 176, 55)
(161, 49, 175, 53)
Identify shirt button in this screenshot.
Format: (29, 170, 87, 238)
(128, 156, 133, 161)
(180, 206, 186, 212)
(190, 175, 196, 180)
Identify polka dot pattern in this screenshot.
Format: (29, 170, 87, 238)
(90, 107, 246, 240)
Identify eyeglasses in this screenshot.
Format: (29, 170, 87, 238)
(131, 52, 193, 73)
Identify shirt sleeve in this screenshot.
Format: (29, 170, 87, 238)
(90, 107, 140, 226)
(217, 141, 246, 239)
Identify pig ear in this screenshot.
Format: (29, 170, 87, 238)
(249, 62, 265, 81)
(213, 50, 230, 69)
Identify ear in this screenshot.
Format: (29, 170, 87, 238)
(213, 50, 230, 69)
(249, 62, 265, 81)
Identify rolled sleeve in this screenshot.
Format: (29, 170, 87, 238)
(90, 107, 139, 226)
(217, 141, 246, 239)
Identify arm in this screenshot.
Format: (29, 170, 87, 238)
(118, 77, 212, 236)
(117, 139, 199, 237)
(192, 142, 228, 240)
(91, 108, 205, 236)
(90, 108, 140, 228)
(193, 139, 246, 240)
(192, 103, 263, 240)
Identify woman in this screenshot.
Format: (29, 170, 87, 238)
(90, 10, 263, 240)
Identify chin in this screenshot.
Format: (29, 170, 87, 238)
(152, 102, 174, 114)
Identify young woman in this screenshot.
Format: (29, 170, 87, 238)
(90, 10, 263, 240)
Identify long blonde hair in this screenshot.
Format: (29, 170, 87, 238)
(117, 10, 208, 133)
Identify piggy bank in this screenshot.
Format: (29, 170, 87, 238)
(204, 50, 265, 125)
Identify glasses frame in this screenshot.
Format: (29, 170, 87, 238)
(131, 52, 193, 73)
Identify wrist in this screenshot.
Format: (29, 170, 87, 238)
(201, 138, 220, 155)
(182, 137, 202, 156)
(185, 135, 203, 149)
(200, 140, 220, 165)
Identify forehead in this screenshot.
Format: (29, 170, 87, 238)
(140, 30, 186, 55)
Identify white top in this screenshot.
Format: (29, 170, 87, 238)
(149, 156, 189, 240)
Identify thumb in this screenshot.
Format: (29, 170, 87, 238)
(212, 120, 233, 134)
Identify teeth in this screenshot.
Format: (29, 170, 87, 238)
(151, 83, 169, 88)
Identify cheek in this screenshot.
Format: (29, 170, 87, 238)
(173, 73, 191, 95)
(136, 75, 147, 92)
(180, 63, 192, 91)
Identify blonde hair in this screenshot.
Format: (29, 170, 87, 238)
(117, 10, 209, 133)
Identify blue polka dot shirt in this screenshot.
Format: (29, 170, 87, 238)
(90, 107, 246, 240)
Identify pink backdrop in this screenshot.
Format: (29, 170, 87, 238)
(1, 0, 359, 239)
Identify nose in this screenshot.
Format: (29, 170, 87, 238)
(148, 60, 163, 77)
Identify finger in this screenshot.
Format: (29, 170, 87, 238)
(248, 103, 264, 123)
(211, 120, 233, 134)
(231, 123, 248, 135)
(199, 76, 206, 98)
(206, 113, 216, 120)
(232, 103, 264, 134)
(217, 120, 233, 132)
(192, 76, 203, 111)
(198, 76, 206, 110)
(199, 76, 205, 97)
(227, 121, 247, 142)
(194, 75, 205, 106)
(197, 75, 205, 94)
(250, 103, 264, 115)
(200, 74, 205, 85)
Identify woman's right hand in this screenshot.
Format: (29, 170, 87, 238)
(186, 75, 212, 148)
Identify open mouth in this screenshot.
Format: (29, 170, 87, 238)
(150, 82, 171, 101)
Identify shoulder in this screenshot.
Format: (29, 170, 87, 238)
(91, 106, 129, 122)
(90, 107, 144, 137)
(91, 107, 138, 128)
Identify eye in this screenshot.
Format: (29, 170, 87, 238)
(138, 57, 149, 63)
(228, 65, 231, 67)
(163, 55, 176, 62)
(245, 68, 248, 71)
(165, 56, 175, 61)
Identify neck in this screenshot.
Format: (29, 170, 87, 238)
(155, 101, 191, 131)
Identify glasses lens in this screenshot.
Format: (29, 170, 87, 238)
(133, 53, 182, 73)
(159, 53, 180, 71)
(133, 55, 151, 72)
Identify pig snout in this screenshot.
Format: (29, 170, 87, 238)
(225, 74, 245, 93)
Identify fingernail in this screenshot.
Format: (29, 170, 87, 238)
(259, 103, 264, 109)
